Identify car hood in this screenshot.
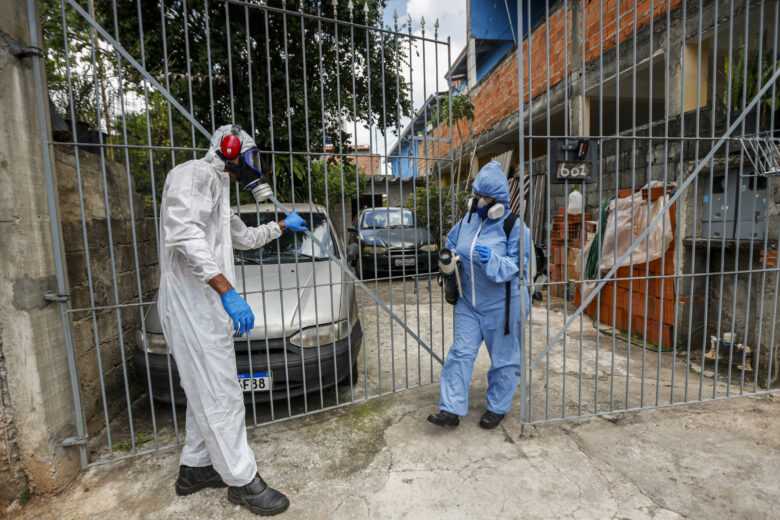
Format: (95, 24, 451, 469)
(143, 260, 352, 339)
(235, 260, 349, 338)
(359, 227, 432, 248)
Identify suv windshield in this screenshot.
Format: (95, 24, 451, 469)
(235, 211, 335, 264)
(361, 208, 414, 229)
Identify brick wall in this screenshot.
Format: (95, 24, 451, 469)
(429, 0, 683, 161)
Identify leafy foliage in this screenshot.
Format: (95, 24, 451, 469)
(427, 93, 475, 128)
(41, 0, 411, 203)
(719, 32, 780, 126)
(403, 184, 470, 246)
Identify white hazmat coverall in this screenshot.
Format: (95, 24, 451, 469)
(158, 125, 281, 486)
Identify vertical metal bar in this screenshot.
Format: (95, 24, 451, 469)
(225, 0, 236, 122)
(683, 0, 705, 403)
(738, 0, 765, 395)
(262, 4, 294, 416)
(433, 22, 445, 384)
(699, 0, 720, 402)
(406, 13, 422, 388)
(378, 4, 397, 393)
(350, 5, 369, 399)
(159, 0, 178, 172)
(302, 1, 326, 410)
(516, 0, 527, 425)
(637, 0, 650, 409)
(280, 0, 310, 412)
(526, 0, 535, 422)
(239, 2, 258, 425)
(111, 0, 158, 450)
(730, 0, 753, 397)
(331, 3, 357, 402)
(182, 0, 197, 159)
(578, 0, 587, 417)
(610, 0, 621, 413)
(366, 4, 382, 394)
(420, 17, 435, 384)
(29, 0, 88, 467)
(562, 0, 569, 419)
(392, 11, 410, 391)
(594, 0, 605, 415)
(204, 0, 216, 133)
(755, 1, 779, 393)
(713, 0, 737, 400)
(88, 0, 137, 454)
(544, 0, 552, 421)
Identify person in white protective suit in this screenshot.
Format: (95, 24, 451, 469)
(158, 124, 306, 516)
(427, 161, 531, 430)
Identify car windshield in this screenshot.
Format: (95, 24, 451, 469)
(234, 211, 335, 264)
(362, 208, 414, 229)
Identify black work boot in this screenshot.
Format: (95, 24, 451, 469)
(479, 410, 505, 430)
(175, 464, 227, 496)
(427, 410, 460, 427)
(227, 473, 290, 516)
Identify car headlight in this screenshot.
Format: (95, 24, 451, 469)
(136, 331, 169, 355)
(420, 244, 438, 252)
(362, 246, 387, 255)
(289, 320, 351, 348)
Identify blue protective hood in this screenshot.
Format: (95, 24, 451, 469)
(472, 161, 510, 208)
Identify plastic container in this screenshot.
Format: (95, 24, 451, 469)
(567, 189, 583, 214)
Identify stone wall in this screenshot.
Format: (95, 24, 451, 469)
(54, 145, 159, 431)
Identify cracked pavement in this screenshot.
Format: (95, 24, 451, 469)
(7, 284, 780, 519)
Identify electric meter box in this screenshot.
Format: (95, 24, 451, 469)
(701, 171, 768, 240)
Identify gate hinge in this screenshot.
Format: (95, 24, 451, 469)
(44, 291, 70, 303)
(61, 435, 88, 447)
(0, 31, 42, 58)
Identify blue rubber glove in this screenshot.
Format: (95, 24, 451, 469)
(283, 211, 308, 231)
(220, 288, 254, 336)
(474, 245, 492, 264)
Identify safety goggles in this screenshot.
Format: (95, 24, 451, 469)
(242, 148, 263, 176)
(472, 192, 495, 202)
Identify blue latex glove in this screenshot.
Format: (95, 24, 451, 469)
(283, 211, 308, 231)
(474, 245, 492, 264)
(220, 288, 254, 336)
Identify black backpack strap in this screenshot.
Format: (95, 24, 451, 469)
(502, 212, 518, 335)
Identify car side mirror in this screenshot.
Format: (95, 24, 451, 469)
(348, 226, 357, 233)
(347, 243, 359, 263)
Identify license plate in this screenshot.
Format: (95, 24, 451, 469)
(237, 372, 271, 392)
(394, 258, 415, 266)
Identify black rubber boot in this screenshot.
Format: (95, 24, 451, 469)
(427, 410, 460, 427)
(479, 411, 505, 430)
(227, 473, 290, 516)
(175, 465, 227, 496)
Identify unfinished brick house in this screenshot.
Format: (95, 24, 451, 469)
(415, 0, 779, 385)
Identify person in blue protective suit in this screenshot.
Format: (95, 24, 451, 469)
(159, 124, 307, 516)
(428, 161, 531, 430)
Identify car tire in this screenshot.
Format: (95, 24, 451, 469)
(351, 361, 360, 383)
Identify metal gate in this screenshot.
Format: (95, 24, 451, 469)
(38, 0, 454, 467)
(34, 0, 780, 469)
(515, 0, 780, 426)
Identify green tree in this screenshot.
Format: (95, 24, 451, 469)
(41, 0, 412, 199)
(403, 184, 470, 247)
(428, 93, 474, 189)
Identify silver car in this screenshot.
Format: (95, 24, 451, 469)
(134, 203, 362, 404)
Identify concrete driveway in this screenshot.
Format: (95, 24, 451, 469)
(6, 280, 780, 519)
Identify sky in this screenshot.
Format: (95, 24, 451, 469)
(349, 0, 467, 174)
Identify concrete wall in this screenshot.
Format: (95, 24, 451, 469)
(0, 0, 81, 507)
(54, 145, 159, 431)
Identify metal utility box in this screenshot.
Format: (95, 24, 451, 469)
(701, 171, 768, 240)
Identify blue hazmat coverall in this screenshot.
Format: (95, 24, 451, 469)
(439, 161, 532, 416)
